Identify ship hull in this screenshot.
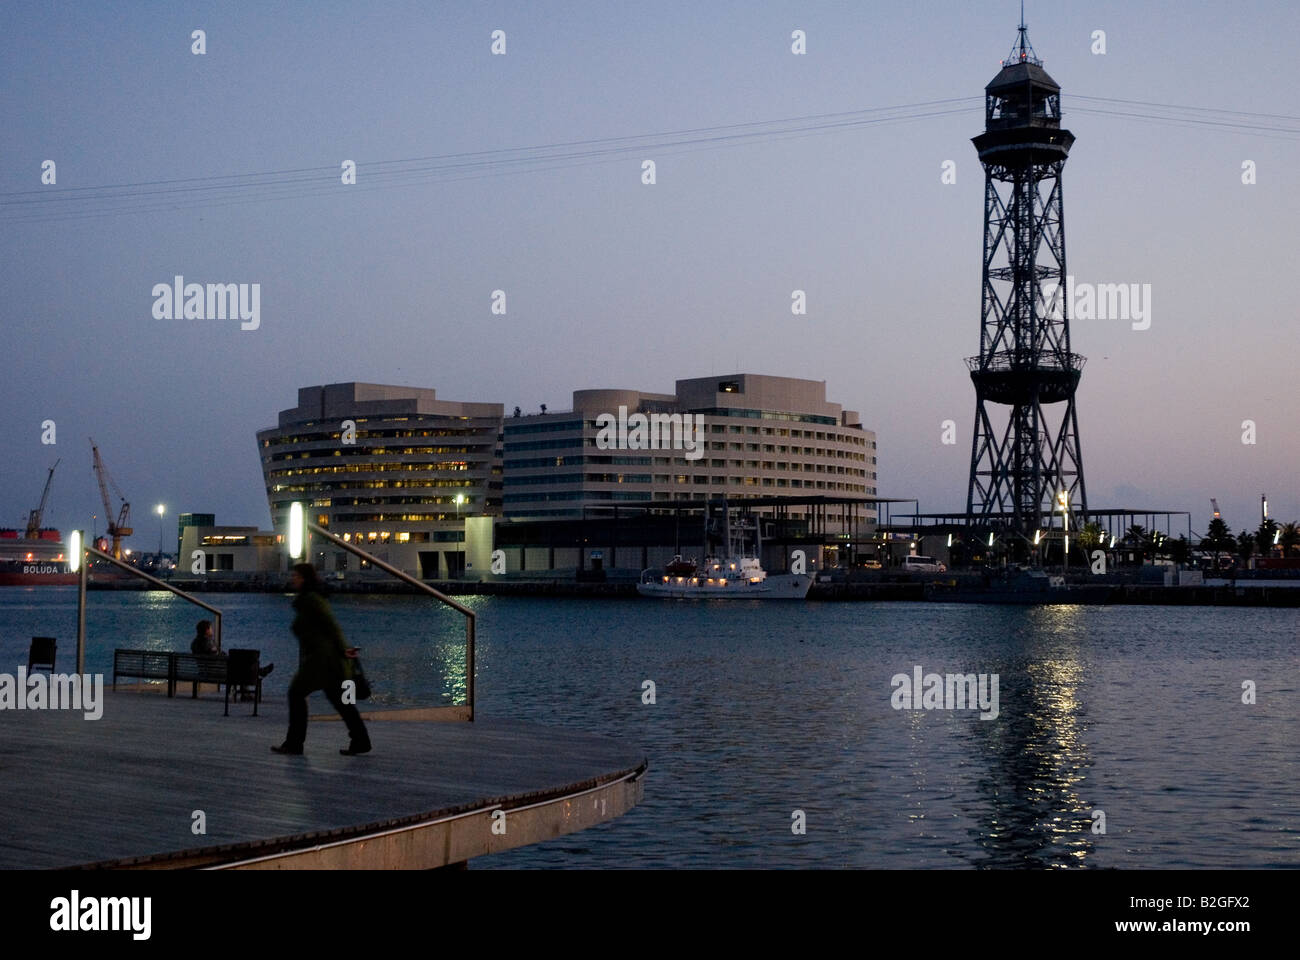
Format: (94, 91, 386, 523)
(0, 566, 78, 586)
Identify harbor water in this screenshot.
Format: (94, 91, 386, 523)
(1, 588, 1297, 868)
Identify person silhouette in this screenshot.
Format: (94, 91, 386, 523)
(271, 564, 371, 756)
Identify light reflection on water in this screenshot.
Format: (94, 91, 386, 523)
(2, 589, 1298, 868)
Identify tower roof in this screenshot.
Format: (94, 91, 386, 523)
(986, 59, 1060, 97)
(987, 9, 1060, 95)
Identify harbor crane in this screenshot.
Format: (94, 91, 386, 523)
(90, 438, 132, 559)
(1210, 498, 1221, 520)
(25, 459, 61, 538)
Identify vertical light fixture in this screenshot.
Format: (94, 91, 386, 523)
(72, 530, 86, 673)
(288, 502, 305, 560)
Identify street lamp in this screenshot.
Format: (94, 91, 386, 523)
(70, 530, 86, 673)
(155, 504, 165, 561)
(288, 502, 305, 560)
(455, 493, 466, 518)
(1058, 490, 1070, 573)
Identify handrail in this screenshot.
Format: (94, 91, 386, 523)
(76, 545, 223, 674)
(306, 523, 475, 721)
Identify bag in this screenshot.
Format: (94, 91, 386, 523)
(350, 655, 372, 700)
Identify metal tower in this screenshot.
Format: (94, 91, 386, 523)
(965, 17, 1087, 549)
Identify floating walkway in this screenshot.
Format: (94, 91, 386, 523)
(0, 691, 645, 869)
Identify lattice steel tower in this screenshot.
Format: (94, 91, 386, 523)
(965, 18, 1086, 548)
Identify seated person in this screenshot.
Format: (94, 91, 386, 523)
(191, 619, 218, 654)
(188, 620, 274, 699)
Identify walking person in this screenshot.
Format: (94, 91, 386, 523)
(272, 563, 371, 756)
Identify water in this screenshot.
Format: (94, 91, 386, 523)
(2, 587, 1297, 868)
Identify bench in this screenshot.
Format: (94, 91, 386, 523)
(173, 653, 232, 699)
(112, 649, 262, 716)
(173, 650, 262, 716)
(113, 649, 174, 692)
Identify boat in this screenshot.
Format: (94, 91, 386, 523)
(0, 530, 77, 586)
(636, 500, 812, 600)
(0, 462, 77, 586)
(638, 554, 813, 599)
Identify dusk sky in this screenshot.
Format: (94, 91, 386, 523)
(4, 0, 1298, 545)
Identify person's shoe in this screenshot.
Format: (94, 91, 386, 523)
(340, 742, 372, 756)
(271, 743, 303, 755)
(259, 663, 275, 678)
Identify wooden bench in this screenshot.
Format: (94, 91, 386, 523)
(172, 652, 231, 698)
(173, 651, 262, 716)
(112, 649, 262, 716)
(112, 649, 175, 692)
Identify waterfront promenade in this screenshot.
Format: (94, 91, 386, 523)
(0, 690, 645, 869)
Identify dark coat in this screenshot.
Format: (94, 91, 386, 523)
(291, 589, 351, 690)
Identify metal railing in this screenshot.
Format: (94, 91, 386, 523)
(306, 523, 475, 721)
(76, 545, 223, 675)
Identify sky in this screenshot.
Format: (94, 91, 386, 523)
(3, 0, 1298, 546)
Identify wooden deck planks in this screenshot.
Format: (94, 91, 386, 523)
(0, 691, 644, 868)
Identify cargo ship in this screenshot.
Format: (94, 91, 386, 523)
(0, 529, 77, 586)
(0, 460, 78, 586)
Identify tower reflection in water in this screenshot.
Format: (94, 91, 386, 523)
(969, 605, 1095, 868)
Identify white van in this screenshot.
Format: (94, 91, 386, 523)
(902, 555, 947, 573)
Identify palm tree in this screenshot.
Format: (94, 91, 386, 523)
(1255, 519, 1279, 557)
(1280, 522, 1300, 558)
(1203, 517, 1233, 569)
(1168, 535, 1191, 566)
(1236, 530, 1256, 567)
(1079, 521, 1105, 549)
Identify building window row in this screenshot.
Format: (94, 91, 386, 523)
(503, 419, 584, 435)
(267, 463, 482, 478)
(503, 473, 584, 486)
(265, 445, 484, 462)
(268, 478, 482, 493)
(262, 426, 494, 447)
(693, 407, 841, 426)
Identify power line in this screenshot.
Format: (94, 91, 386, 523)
(1071, 94, 1300, 124)
(2, 93, 1294, 224)
(0, 99, 980, 223)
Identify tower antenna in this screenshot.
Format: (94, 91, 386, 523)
(1005, 3, 1041, 65)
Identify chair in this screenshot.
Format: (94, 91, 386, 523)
(224, 649, 262, 716)
(28, 637, 56, 674)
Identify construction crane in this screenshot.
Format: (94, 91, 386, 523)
(90, 438, 132, 558)
(1210, 498, 1221, 520)
(25, 459, 61, 538)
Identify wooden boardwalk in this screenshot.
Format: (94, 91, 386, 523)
(0, 691, 645, 869)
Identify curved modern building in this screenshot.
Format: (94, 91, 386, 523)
(503, 374, 877, 520)
(256, 382, 503, 578)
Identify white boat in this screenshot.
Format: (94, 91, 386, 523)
(637, 557, 812, 599)
(636, 500, 812, 600)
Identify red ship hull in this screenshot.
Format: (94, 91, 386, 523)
(0, 568, 79, 586)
